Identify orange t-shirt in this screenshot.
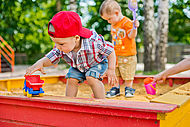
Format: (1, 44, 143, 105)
(111, 16, 137, 56)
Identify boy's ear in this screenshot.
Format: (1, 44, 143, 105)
(115, 10, 119, 16)
(75, 35, 80, 40)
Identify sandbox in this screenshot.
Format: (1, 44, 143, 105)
(0, 75, 190, 127)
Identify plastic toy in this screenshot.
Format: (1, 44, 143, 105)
(144, 77, 156, 95)
(23, 75, 44, 97)
(128, 0, 138, 28)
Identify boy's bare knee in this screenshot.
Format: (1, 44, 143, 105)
(67, 78, 79, 82)
(86, 76, 95, 81)
(67, 78, 79, 86)
(86, 76, 97, 86)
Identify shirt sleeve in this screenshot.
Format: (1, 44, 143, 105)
(96, 34, 114, 57)
(45, 48, 62, 64)
(123, 19, 133, 35)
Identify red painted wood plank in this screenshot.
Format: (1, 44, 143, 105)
(0, 118, 48, 127)
(0, 104, 160, 127)
(0, 95, 177, 114)
(0, 96, 161, 127)
(134, 75, 190, 79)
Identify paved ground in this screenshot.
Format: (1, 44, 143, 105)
(0, 64, 68, 79)
(0, 63, 190, 79)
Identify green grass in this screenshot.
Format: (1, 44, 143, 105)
(136, 70, 161, 75)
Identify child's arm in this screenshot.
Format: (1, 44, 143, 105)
(128, 20, 139, 39)
(106, 50, 118, 86)
(154, 58, 190, 84)
(26, 57, 53, 75)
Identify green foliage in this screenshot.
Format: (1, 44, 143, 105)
(85, 0, 111, 40)
(136, 70, 162, 75)
(0, 0, 70, 64)
(0, 0, 53, 63)
(168, 0, 190, 43)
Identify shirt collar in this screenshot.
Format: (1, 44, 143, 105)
(80, 38, 91, 50)
(60, 37, 91, 56)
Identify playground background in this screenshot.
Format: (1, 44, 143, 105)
(0, 0, 189, 75)
(0, 1, 189, 103)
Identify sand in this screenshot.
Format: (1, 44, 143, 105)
(0, 81, 181, 102)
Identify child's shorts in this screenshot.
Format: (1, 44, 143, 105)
(116, 55, 137, 80)
(65, 59, 108, 83)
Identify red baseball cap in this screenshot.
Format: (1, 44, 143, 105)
(48, 11, 92, 38)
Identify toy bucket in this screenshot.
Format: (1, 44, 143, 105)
(144, 82, 156, 95)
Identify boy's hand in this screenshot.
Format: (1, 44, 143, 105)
(133, 20, 140, 28)
(25, 61, 46, 75)
(106, 68, 118, 86)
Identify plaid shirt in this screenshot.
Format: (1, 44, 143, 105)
(46, 30, 114, 72)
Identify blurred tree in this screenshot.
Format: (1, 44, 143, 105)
(69, 0, 77, 12)
(0, 0, 55, 64)
(0, 0, 70, 64)
(143, 0, 156, 72)
(155, 0, 169, 71)
(56, 0, 62, 11)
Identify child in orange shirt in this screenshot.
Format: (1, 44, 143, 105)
(100, 0, 139, 97)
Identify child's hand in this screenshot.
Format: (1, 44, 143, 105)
(153, 72, 167, 84)
(25, 61, 46, 75)
(133, 20, 139, 28)
(106, 68, 118, 86)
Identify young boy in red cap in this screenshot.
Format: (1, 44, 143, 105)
(26, 11, 117, 99)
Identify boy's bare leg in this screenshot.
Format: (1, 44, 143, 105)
(116, 76, 120, 87)
(124, 80, 133, 88)
(66, 78, 79, 97)
(86, 76, 105, 99)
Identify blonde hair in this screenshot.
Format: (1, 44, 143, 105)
(99, 0, 121, 16)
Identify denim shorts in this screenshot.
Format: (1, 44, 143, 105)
(65, 59, 108, 83)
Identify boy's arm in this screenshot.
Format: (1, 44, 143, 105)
(38, 57, 54, 67)
(26, 57, 54, 75)
(128, 20, 139, 39)
(107, 50, 118, 85)
(107, 51, 116, 70)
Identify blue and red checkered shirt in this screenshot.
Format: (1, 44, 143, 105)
(46, 30, 114, 72)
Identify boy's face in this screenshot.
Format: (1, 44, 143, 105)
(101, 11, 120, 25)
(50, 36, 76, 53)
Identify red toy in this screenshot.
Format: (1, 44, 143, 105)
(23, 75, 44, 97)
